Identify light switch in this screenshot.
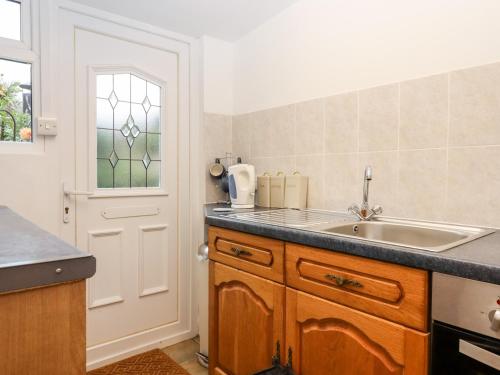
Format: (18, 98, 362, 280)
(38, 117, 58, 136)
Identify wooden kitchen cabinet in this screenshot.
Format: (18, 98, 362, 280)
(0, 281, 86, 375)
(209, 261, 285, 375)
(208, 226, 430, 375)
(286, 288, 429, 375)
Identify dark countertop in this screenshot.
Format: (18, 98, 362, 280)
(205, 204, 500, 285)
(0, 207, 96, 293)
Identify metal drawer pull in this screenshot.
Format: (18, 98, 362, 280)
(231, 247, 253, 257)
(325, 273, 363, 288)
(459, 339, 500, 371)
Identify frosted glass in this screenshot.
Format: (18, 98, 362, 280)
(131, 161, 147, 187)
(147, 134, 160, 160)
(96, 75, 113, 98)
(97, 159, 113, 188)
(114, 102, 130, 130)
(97, 129, 113, 158)
(96, 99, 113, 129)
(114, 160, 131, 188)
(131, 133, 146, 160)
(147, 161, 160, 187)
(96, 72, 163, 189)
(131, 103, 146, 132)
(0, 0, 20, 41)
(114, 74, 130, 102)
(147, 106, 160, 133)
(147, 82, 161, 106)
(131, 75, 146, 104)
(114, 131, 130, 159)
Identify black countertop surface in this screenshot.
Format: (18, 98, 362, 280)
(0, 207, 96, 293)
(205, 204, 500, 285)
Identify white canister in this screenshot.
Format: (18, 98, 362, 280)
(284, 172, 309, 209)
(270, 172, 286, 208)
(256, 173, 271, 207)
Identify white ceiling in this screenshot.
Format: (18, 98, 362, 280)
(72, 0, 300, 41)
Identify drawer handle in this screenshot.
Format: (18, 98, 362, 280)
(231, 247, 253, 257)
(325, 274, 363, 288)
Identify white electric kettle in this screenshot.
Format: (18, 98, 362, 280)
(227, 164, 256, 208)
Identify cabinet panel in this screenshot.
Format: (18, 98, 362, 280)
(286, 243, 429, 331)
(286, 288, 429, 375)
(209, 261, 285, 375)
(209, 227, 284, 283)
(0, 281, 85, 375)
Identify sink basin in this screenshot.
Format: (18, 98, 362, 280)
(316, 218, 494, 252)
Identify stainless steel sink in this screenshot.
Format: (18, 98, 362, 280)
(224, 209, 495, 252)
(314, 218, 495, 252)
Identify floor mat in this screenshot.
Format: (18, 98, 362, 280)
(88, 349, 190, 375)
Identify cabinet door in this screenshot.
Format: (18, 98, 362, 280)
(209, 261, 285, 375)
(286, 288, 429, 375)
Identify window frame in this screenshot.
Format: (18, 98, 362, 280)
(0, 0, 42, 153)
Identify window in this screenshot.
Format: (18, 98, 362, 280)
(0, 0, 21, 41)
(0, 58, 32, 142)
(96, 73, 162, 189)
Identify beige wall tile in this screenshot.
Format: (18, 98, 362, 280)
(295, 99, 324, 155)
(358, 84, 399, 152)
(324, 153, 360, 212)
(324, 92, 358, 153)
(203, 113, 232, 203)
(400, 75, 448, 150)
(450, 62, 500, 146)
(249, 110, 272, 158)
(446, 146, 500, 228)
(397, 149, 447, 221)
(249, 156, 296, 177)
(268, 105, 296, 156)
(296, 154, 324, 208)
(232, 114, 251, 162)
(357, 151, 398, 215)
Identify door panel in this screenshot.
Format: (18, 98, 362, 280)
(74, 28, 179, 347)
(210, 262, 285, 375)
(286, 288, 429, 375)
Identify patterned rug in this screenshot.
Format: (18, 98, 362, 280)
(88, 349, 190, 375)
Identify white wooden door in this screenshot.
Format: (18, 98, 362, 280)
(53, 4, 199, 365)
(74, 27, 179, 347)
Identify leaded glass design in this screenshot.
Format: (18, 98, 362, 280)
(96, 73, 161, 188)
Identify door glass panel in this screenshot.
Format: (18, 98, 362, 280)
(96, 73, 162, 188)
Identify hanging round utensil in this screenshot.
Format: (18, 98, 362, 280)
(209, 158, 225, 178)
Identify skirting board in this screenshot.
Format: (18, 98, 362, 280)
(86, 324, 196, 371)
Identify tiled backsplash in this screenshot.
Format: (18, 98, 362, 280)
(205, 61, 500, 228)
(203, 113, 232, 203)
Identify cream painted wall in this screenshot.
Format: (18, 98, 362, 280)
(202, 36, 234, 115)
(233, 0, 500, 114)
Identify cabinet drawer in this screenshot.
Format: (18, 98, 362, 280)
(208, 227, 284, 283)
(286, 243, 429, 331)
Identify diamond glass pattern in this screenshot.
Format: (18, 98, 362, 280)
(108, 91, 118, 109)
(97, 73, 162, 188)
(142, 97, 151, 113)
(142, 152, 151, 168)
(109, 150, 118, 168)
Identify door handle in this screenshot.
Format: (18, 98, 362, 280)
(62, 182, 93, 224)
(459, 339, 500, 371)
(63, 183, 93, 196)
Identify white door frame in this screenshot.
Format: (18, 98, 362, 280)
(52, 0, 203, 368)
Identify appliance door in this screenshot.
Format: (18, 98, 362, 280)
(432, 321, 500, 375)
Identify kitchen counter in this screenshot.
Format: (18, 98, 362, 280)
(0, 206, 96, 293)
(205, 204, 500, 285)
